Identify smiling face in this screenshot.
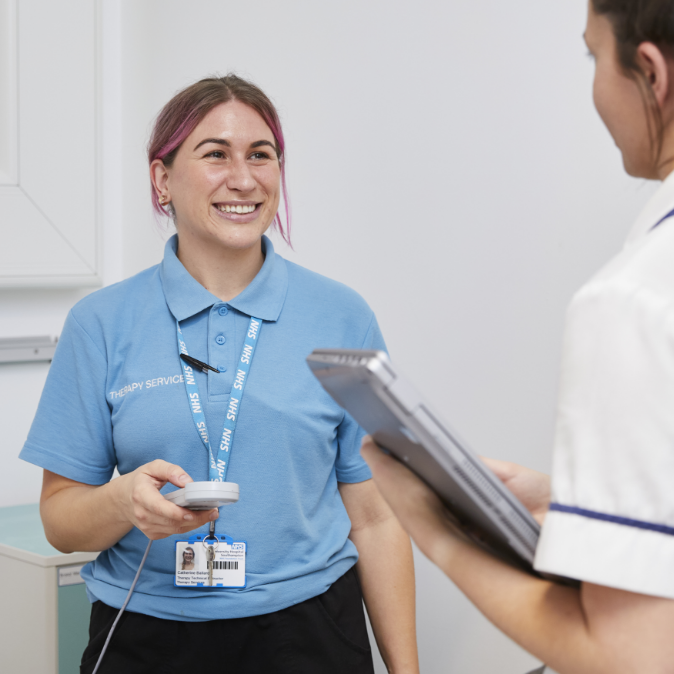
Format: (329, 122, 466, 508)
(154, 99, 281, 253)
(585, 3, 655, 178)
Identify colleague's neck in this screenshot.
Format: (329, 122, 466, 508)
(658, 155, 674, 181)
(176, 233, 265, 303)
(657, 122, 674, 180)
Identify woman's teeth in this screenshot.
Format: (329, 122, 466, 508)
(217, 204, 257, 214)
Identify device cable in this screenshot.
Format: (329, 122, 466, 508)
(91, 538, 153, 674)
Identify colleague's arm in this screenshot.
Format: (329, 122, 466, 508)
(339, 479, 419, 674)
(40, 460, 217, 553)
(361, 439, 674, 674)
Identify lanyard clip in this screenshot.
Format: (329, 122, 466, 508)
(205, 520, 217, 542)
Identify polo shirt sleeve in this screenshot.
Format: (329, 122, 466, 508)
(534, 277, 674, 598)
(334, 313, 387, 483)
(19, 310, 116, 485)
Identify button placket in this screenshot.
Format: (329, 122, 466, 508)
(208, 305, 235, 400)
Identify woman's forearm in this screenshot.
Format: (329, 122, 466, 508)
(360, 441, 602, 672)
(361, 440, 674, 674)
(351, 517, 419, 674)
(439, 534, 674, 674)
(40, 462, 217, 553)
(432, 533, 604, 673)
(40, 472, 133, 553)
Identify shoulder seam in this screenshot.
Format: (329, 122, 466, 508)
(68, 311, 107, 362)
(576, 275, 674, 319)
(359, 312, 377, 349)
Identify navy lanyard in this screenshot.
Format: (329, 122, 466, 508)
(176, 316, 262, 482)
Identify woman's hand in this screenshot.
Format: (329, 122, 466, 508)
(479, 457, 551, 525)
(360, 438, 552, 568)
(111, 459, 218, 540)
(40, 461, 218, 552)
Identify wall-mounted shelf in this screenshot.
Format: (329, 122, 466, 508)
(0, 335, 58, 363)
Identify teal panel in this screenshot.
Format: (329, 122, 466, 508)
(0, 503, 62, 557)
(58, 583, 92, 674)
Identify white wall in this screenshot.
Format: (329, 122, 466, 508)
(0, 0, 660, 671)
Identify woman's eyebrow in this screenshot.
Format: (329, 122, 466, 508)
(192, 138, 276, 152)
(193, 138, 231, 151)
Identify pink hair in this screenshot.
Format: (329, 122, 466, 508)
(148, 75, 291, 246)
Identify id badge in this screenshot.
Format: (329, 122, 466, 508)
(175, 533, 246, 588)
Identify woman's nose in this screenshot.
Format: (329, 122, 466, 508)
(226, 158, 256, 192)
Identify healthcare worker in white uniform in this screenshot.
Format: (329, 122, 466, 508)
(363, 1, 674, 672)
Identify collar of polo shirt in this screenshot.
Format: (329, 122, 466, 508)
(160, 234, 289, 323)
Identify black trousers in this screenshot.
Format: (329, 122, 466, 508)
(81, 566, 375, 674)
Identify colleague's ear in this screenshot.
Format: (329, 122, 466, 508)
(637, 42, 671, 109)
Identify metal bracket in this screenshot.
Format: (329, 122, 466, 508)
(0, 336, 58, 364)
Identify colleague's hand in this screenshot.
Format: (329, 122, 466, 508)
(479, 457, 550, 525)
(361, 437, 553, 568)
(113, 460, 217, 540)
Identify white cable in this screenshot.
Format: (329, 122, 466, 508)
(91, 538, 153, 674)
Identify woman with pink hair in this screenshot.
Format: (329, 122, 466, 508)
(22, 75, 419, 673)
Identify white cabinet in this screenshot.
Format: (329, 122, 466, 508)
(0, 503, 98, 673)
(0, 0, 101, 287)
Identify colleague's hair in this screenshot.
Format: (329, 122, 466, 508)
(591, 0, 674, 166)
(148, 74, 291, 244)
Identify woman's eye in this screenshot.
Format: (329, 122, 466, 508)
(206, 150, 226, 159)
(250, 151, 271, 161)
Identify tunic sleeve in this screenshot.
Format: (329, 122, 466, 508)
(535, 276, 674, 598)
(19, 310, 116, 485)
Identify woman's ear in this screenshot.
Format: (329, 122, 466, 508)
(150, 159, 170, 201)
(637, 42, 670, 108)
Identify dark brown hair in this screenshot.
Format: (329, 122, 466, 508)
(591, 0, 674, 166)
(148, 74, 290, 244)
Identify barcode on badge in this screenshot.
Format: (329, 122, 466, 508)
(208, 561, 239, 570)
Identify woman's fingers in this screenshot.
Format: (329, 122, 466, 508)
(480, 456, 517, 482)
(145, 508, 218, 540)
(176, 509, 219, 535)
(120, 460, 219, 539)
(143, 459, 193, 489)
(478, 456, 551, 524)
(135, 482, 217, 534)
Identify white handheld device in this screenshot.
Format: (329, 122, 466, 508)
(164, 481, 240, 510)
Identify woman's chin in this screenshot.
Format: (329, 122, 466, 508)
(208, 226, 268, 253)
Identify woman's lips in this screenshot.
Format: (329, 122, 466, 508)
(212, 203, 261, 223)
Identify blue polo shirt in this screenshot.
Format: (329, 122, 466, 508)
(20, 235, 385, 621)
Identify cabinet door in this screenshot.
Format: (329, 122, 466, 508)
(58, 581, 92, 673)
(0, 0, 100, 288)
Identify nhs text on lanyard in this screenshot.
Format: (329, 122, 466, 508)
(176, 316, 262, 482)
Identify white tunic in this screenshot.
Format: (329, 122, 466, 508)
(535, 171, 674, 598)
